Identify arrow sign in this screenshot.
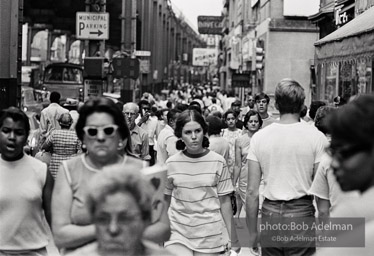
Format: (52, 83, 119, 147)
(89, 30, 103, 37)
(76, 12, 109, 40)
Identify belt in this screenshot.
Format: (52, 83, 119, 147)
(264, 195, 313, 203)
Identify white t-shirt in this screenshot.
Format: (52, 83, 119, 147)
(247, 122, 328, 201)
(309, 153, 359, 212)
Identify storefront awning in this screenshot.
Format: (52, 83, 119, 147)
(314, 7, 374, 64)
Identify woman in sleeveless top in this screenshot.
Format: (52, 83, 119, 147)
(51, 98, 170, 253)
(222, 110, 242, 182)
(234, 111, 262, 218)
(0, 107, 54, 256)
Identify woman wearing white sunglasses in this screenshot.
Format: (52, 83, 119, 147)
(51, 97, 170, 254)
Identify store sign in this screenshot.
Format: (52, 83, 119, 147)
(192, 48, 218, 66)
(283, 0, 319, 17)
(84, 79, 104, 101)
(197, 16, 223, 35)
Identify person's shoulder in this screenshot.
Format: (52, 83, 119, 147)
(25, 154, 47, 169)
(207, 150, 226, 162)
(64, 154, 84, 168)
(166, 151, 184, 163)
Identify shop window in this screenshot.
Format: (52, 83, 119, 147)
(324, 63, 338, 103)
(339, 62, 356, 101)
(356, 60, 372, 95)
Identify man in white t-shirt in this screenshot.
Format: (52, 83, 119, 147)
(156, 109, 181, 164)
(245, 79, 328, 256)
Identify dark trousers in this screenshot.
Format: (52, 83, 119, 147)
(261, 196, 316, 256)
(149, 145, 155, 166)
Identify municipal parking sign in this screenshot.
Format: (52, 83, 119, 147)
(76, 12, 109, 40)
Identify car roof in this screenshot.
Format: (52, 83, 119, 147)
(45, 62, 83, 69)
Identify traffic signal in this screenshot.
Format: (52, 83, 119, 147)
(83, 57, 105, 78)
(112, 57, 140, 79)
(255, 46, 264, 70)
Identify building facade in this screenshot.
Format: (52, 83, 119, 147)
(311, 0, 374, 104)
(220, 0, 320, 108)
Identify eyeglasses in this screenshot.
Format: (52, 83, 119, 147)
(83, 124, 119, 138)
(256, 99, 268, 104)
(326, 143, 372, 160)
(123, 112, 137, 117)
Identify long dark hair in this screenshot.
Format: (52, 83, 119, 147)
(75, 97, 132, 154)
(174, 110, 209, 150)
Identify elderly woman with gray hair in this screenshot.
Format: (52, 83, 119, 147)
(42, 113, 82, 179)
(68, 166, 173, 256)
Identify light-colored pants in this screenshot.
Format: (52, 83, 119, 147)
(165, 243, 223, 256)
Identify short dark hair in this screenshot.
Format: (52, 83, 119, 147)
(255, 92, 270, 103)
(206, 115, 223, 135)
(0, 107, 30, 137)
(138, 100, 150, 109)
(188, 104, 202, 115)
(175, 103, 188, 112)
(314, 106, 336, 135)
(174, 110, 209, 150)
(167, 109, 181, 124)
(243, 110, 263, 129)
(75, 97, 132, 153)
(327, 95, 374, 145)
(50, 91, 61, 103)
(309, 101, 327, 120)
(223, 109, 238, 120)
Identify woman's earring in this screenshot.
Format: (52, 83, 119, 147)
(118, 142, 124, 151)
(82, 144, 87, 150)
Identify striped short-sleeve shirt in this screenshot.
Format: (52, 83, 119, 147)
(164, 150, 233, 253)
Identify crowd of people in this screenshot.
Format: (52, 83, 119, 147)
(0, 78, 373, 256)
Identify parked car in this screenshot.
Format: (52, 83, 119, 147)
(41, 62, 84, 105)
(24, 111, 42, 156)
(21, 86, 44, 115)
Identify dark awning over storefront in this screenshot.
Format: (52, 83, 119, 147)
(315, 7, 374, 64)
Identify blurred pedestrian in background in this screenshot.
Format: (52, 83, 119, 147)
(42, 113, 82, 179)
(234, 110, 262, 220)
(40, 91, 68, 140)
(222, 110, 242, 182)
